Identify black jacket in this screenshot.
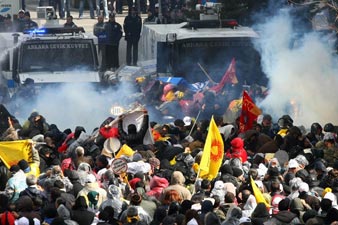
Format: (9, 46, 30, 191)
(123, 14, 142, 41)
(104, 21, 123, 45)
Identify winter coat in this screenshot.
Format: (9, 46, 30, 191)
(104, 21, 123, 45)
(77, 182, 107, 208)
(251, 203, 270, 225)
(5, 170, 27, 202)
(123, 14, 142, 41)
(265, 211, 301, 225)
(162, 171, 192, 200)
(71, 208, 95, 225)
(146, 176, 169, 200)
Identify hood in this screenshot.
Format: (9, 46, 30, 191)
(231, 137, 244, 149)
(252, 202, 270, 218)
(273, 211, 297, 223)
(107, 184, 122, 199)
(150, 176, 169, 189)
(171, 171, 185, 185)
(57, 204, 71, 220)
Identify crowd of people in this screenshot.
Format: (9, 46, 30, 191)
(0, 92, 337, 225)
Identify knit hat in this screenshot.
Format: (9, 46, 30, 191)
(220, 164, 233, 175)
(133, 153, 143, 162)
(18, 159, 30, 173)
(232, 167, 244, 177)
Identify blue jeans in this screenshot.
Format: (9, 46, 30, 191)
(64, 0, 71, 17)
(79, 0, 95, 18)
(96, 0, 109, 17)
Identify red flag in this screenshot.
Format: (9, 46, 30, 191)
(210, 58, 238, 93)
(239, 91, 262, 133)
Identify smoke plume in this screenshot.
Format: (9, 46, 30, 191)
(253, 7, 338, 127)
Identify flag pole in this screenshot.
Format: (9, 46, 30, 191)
(192, 166, 202, 195)
(188, 110, 201, 137)
(197, 63, 216, 84)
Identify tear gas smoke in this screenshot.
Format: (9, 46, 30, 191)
(253, 8, 338, 127)
(9, 82, 140, 132)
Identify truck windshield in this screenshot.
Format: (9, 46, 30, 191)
(166, 38, 266, 85)
(19, 39, 98, 72)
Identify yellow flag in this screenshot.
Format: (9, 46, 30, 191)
(199, 116, 224, 180)
(0, 140, 32, 169)
(115, 144, 135, 158)
(250, 176, 270, 208)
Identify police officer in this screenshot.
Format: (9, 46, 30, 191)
(104, 13, 123, 70)
(123, 7, 142, 66)
(94, 15, 107, 71)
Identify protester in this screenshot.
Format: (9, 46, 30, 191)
(0, 90, 337, 225)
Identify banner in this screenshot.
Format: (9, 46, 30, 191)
(0, 140, 32, 169)
(239, 91, 262, 133)
(199, 116, 224, 180)
(210, 58, 238, 93)
(109, 107, 154, 145)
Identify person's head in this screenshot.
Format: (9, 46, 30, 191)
(18, 9, 25, 19)
(108, 13, 115, 22)
(241, 189, 251, 203)
(73, 196, 88, 210)
(224, 192, 236, 203)
(24, 11, 31, 20)
(147, 9, 153, 17)
(97, 15, 104, 23)
(26, 174, 37, 186)
(18, 159, 30, 173)
(75, 146, 85, 157)
(130, 7, 137, 16)
(66, 15, 73, 24)
(162, 189, 182, 205)
(262, 114, 272, 128)
(128, 124, 137, 134)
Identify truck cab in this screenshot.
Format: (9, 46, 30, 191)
(0, 26, 101, 97)
(140, 3, 266, 85)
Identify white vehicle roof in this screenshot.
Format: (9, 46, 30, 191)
(142, 22, 259, 42)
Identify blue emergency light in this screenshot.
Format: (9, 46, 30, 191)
(23, 27, 85, 35)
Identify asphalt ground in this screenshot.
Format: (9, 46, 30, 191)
(26, 0, 147, 32)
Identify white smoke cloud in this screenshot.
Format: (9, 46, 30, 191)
(253, 8, 338, 127)
(11, 81, 140, 133)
